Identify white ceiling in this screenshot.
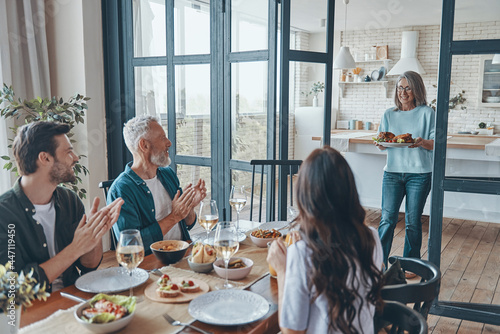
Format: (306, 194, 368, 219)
(291, 0, 500, 33)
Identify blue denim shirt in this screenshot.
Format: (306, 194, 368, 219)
(107, 163, 194, 255)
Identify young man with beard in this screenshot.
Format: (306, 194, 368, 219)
(108, 115, 206, 254)
(0, 122, 124, 291)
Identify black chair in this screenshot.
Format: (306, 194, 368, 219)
(381, 256, 441, 320)
(249, 160, 302, 222)
(374, 300, 428, 334)
(98, 179, 116, 249)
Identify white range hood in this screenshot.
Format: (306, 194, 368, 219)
(387, 31, 426, 76)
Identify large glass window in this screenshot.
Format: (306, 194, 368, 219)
(231, 0, 268, 52)
(134, 66, 168, 133)
(174, 0, 210, 55)
(133, 0, 166, 57)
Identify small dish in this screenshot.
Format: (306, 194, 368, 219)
(371, 70, 380, 81)
(213, 257, 253, 280)
(188, 256, 215, 273)
(250, 231, 283, 248)
(150, 240, 190, 265)
(470, 131, 479, 135)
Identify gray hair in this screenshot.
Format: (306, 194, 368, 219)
(393, 71, 428, 111)
(123, 115, 159, 153)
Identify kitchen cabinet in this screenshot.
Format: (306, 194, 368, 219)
(479, 55, 500, 107)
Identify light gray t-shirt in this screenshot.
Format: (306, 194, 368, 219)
(33, 201, 64, 291)
(144, 176, 182, 240)
(280, 226, 383, 333)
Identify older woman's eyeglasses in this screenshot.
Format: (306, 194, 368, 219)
(398, 86, 412, 92)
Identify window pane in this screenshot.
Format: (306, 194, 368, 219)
(231, 61, 268, 160)
(174, 0, 210, 55)
(289, 61, 325, 161)
(176, 164, 212, 200)
(453, 0, 500, 41)
(290, 0, 327, 52)
(231, 169, 266, 222)
(175, 64, 211, 157)
(133, 0, 166, 57)
(231, 0, 268, 52)
(134, 66, 168, 134)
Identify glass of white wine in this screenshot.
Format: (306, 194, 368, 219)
(229, 185, 247, 232)
(198, 199, 219, 245)
(116, 229, 144, 296)
(214, 222, 240, 290)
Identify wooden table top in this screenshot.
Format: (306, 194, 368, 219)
(21, 251, 280, 334)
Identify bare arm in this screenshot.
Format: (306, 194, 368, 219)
(267, 238, 306, 334)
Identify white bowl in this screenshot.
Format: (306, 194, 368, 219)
(213, 257, 253, 280)
(249, 231, 283, 248)
(188, 256, 215, 273)
(74, 301, 134, 333)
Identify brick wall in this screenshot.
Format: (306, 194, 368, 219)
(338, 22, 500, 134)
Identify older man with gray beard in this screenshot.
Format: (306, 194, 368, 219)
(108, 115, 206, 254)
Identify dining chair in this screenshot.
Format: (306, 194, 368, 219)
(98, 179, 116, 249)
(381, 256, 441, 320)
(374, 300, 428, 334)
(249, 159, 302, 222)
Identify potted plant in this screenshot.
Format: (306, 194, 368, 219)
(302, 81, 325, 107)
(0, 84, 90, 199)
(0, 262, 50, 333)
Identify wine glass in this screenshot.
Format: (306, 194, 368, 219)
(198, 199, 219, 244)
(287, 206, 299, 224)
(229, 185, 247, 232)
(213, 222, 240, 290)
(116, 229, 144, 296)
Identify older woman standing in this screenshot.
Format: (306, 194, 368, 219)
(375, 71, 435, 276)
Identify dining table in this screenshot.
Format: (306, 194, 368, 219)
(19, 231, 281, 334)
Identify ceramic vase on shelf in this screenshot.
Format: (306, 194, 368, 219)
(0, 307, 21, 334)
(312, 96, 318, 107)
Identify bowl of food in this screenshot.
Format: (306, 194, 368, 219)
(150, 240, 190, 265)
(74, 294, 136, 333)
(213, 257, 253, 280)
(250, 229, 282, 248)
(187, 243, 216, 273)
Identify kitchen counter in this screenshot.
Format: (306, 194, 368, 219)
(310, 130, 500, 223)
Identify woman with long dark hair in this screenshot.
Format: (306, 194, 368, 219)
(267, 146, 383, 333)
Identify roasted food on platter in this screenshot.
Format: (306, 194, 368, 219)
(393, 133, 414, 143)
(373, 132, 415, 143)
(251, 229, 282, 239)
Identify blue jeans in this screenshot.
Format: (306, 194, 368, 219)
(378, 172, 432, 267)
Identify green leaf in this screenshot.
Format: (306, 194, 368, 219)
(3, 162, 12, 170)
(0, 156, 10, 160)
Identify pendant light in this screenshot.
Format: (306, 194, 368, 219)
(492, 54, 500, 64)
(333, 0, 355, 70)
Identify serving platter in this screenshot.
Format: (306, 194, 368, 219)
(188, 290, 270, 326)
(144, 277, 209, 303)
(75, 267, 149, 293)
(377, 142, 413, 148)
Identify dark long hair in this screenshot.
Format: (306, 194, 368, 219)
(296, 146, 383, 333)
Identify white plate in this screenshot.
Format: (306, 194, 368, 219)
(378, 142, 413, 148)
(371, 69, 380, 81)
(188, 290, 270, 326)
(75, 267, 149, 293)
(191, 230, 246, 245)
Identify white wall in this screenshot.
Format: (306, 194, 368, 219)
(337, 22, 500, 134)
(45, 0, 109, 247)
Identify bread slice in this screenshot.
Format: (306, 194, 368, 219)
(156, 283, 180, 298)
(180, 280, 200, 293)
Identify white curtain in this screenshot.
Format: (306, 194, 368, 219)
(0, 0, 50, 193)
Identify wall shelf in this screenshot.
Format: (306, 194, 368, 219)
(354, 59, 392, 64)
(339, 81, 390, 98)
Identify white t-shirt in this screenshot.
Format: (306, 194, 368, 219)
(33, 201, 64, 291)
(280, 226, 383, 333)
(144, 176, 182, 240)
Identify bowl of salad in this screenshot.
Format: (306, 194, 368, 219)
(74, 293, 136, 333)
